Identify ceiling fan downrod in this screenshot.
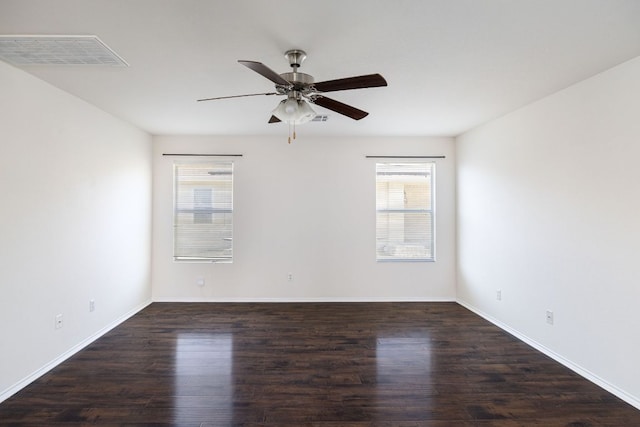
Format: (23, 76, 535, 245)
(279, 49, 315, 96)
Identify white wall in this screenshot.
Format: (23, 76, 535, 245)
(0, 61, 153, 400)
(152, 135, 456, 301)
(457, 56, 640, 407)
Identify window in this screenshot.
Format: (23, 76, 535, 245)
(174, 162, 233, 262)
(376, 162, 434, 261)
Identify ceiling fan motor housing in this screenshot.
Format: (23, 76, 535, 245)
(280, 71, 314, 91)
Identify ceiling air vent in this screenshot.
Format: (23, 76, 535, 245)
(312, 115, 329, 122)
(0, 35, 128, 66)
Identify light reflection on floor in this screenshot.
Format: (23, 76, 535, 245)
(173, 332, 233, 423)
(376, 335, 433, 416)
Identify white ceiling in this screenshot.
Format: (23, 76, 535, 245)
(2, 0, 640, 137)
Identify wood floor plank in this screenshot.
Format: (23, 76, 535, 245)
(0, 302, 638, 426)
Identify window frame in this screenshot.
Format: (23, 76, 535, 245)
(173, 161, 234, 263)
(375, 161, 435, 262)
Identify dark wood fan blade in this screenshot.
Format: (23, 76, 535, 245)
(238, 60, 290, 86)
(268, 115, 281, 123)
(197, 92, 278, 102)
(313, 96, 369, 120)
(313, 74, 387, 93)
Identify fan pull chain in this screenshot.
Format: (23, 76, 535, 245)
(287, 122, 298, 144)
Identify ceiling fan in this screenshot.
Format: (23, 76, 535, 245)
(197, 49, 387, 141)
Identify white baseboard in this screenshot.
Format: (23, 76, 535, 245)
(0, 299, 152, 404)
(457, 299, 640, 411)
(152, 296, 456, 303)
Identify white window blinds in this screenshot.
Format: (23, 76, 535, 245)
(174, 162, 233, 262)
(376, 162, 434, 261)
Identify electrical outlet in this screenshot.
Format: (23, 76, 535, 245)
(496, 290, 502, 301)
(546, 310, 554, 325)
(287, 273, 293, 281)
(89, 300, 95, 312)
(55, 314, 63, 329)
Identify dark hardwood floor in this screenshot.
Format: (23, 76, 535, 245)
(1, 302, 639, 426)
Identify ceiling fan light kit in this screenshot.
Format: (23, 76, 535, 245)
(198, 48, 387, 143)
(272, 96, 316, 125)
